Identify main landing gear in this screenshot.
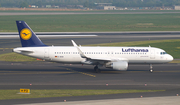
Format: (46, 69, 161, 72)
(94, 65, 101, 73)
(149, 64, 153, 73)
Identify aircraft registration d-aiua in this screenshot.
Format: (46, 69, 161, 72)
(13, 21, 173, 73)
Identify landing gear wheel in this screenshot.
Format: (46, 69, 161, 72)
(149, 64, 153, 73)
(94, 66, 98, 71)
(94, 66, 101, 73)
(150, 69, 153, 73)
(95, 68, 101, 73)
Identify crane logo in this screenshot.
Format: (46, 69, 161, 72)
(20, 28, 32, 40)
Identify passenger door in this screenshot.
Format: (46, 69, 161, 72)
(44, 48, 49, 60)
(150, 49, 155, 59)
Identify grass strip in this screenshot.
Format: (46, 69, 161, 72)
(0, 52, 36, 62)
(87, 39, 180, 46)
(1, 13, 180, 32)
(0, 89, 164, 100)
(169, 60, 180, 63)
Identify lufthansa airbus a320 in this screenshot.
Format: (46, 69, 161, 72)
(13, 21, 173, 73)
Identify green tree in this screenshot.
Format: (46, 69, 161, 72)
(84, 0, 89, 8)
(20, 1, 28, 8)
(0, 0, 180, 8)
(36, 1, 43, 7)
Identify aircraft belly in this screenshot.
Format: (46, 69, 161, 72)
(128, 60, 168, 64)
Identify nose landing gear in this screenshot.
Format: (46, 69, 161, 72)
(149, 64, 153, 73)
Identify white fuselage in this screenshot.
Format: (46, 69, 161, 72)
(13, 46, 173, 64)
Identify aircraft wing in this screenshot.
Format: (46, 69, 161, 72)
(71, 40, 128, 65)
(89, 57, 128, 61)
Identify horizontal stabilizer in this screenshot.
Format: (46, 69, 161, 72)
(13, 48, 34, 53)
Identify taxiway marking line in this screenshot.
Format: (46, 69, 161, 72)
(127, 71, 180, 73)
(99, 70, 180, 73)
(0, 71, 73, 75)
(66, 68, 96, 77)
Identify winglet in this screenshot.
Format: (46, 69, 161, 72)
(71, 40, 87, 58)
(71, 40, 78, 47)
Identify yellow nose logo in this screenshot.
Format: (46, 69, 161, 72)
(20, 28, 32, 40)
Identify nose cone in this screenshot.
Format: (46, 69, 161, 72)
(167, 54, 174, 62)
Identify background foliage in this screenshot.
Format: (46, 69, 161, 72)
(0, 0, 180, 8)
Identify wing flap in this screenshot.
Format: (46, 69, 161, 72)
(88, 57, 128, 63)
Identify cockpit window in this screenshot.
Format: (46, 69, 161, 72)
(160, 52, 167, 55)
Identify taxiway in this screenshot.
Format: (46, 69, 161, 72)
(0, 61, 180, 105)
(0, 31, 180, 105)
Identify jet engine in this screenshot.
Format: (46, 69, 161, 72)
(106, 61, 128, 71)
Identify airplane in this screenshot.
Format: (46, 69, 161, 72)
(13, 21, 174, 73)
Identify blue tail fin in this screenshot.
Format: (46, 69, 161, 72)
(16, 21, 47, 47)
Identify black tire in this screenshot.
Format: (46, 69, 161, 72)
(94, 66, 98, 71)
(95, 68, 101, 73)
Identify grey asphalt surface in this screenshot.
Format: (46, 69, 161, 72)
(1, 32, 180, 56)
(15, 96, 180, 105)
(1, 31, 180, 50)
(0, 11, 180, 104)
(1, 32, 179, 57)
(0, 32, 180, 104)
(0, 61, 180, 105)
(0, 61, 180, 86)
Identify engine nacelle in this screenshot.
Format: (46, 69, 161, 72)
(106, 61, 128, 71)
